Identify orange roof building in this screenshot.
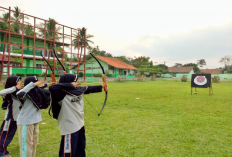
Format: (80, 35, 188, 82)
(164, 66, 194, 77)
(168, 66, 194, 73)
(200, 69, 222, 74)
(80, 55, 138, 77)
(95, 56, 138, 70)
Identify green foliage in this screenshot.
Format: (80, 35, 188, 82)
(15, 73, 25, 77)
(78, 71, 84, 77)
(222, 65, 232, 74)
(24, 24, 34, 36)
(25, 73, 39, 77)
(10, 57, 26, 64)
(114, 56, 133, 64)
(0, 22, 15, 32)
(139, 64, 168, 76)
(183, 63, 200, 73)
(105, 70, 112, 77)
(73, 27, 94, 48)
(197, 59, 206, 67)
(0, 21, 8, 30)
(94, 73, 102, 77)
(131, 56, 150, 68)
(40, 72, 59, 77)
(87, 46, 112, 57)
(37, 18, 62, 40)
(48, 60, 69, 71)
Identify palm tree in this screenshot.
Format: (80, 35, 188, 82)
(72, 27, 94, 49)
(24, 24, 34, 36)
(72, 27, 94, 71)
(0, 6, 28, 33)
(37, 18, 62, 40)
(197, 59, 206, 67)
(0, 11, 11, 31)
(11, 6, 23, 33)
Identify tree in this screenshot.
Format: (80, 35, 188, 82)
(156, 64, 168, 74)
(131, 56, 150, 68)
(114, 56, 133, 64)
(24, 24, 34, 36)
(219, 55, 232, 68)
(197, 59, 206, 67)
(0, 10, 15, 32)
(173, 63, 182, 67)
(183, 63, 200, 73)
(37, 18, 62, 40)
(73, 27, 94, 49)
(87, 46, 112, 57)
(11, 6, 24, 33)
(139, 64, 168, 76)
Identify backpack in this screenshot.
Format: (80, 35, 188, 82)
(27, 88, 51, 110)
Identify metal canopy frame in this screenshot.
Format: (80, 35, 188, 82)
(0, 6, 86, 81)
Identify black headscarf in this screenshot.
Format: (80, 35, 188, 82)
(59, 74, 79, 83)
(5, 75, 21, 101)
(60, 74, 86, 96)
(50, 74, 86, 102)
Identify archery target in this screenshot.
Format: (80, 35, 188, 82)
(191, 74, 211, 88)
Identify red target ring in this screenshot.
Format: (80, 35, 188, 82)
(196, 76, 205, 83)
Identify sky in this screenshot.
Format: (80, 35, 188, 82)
(2, 0, 232, 69)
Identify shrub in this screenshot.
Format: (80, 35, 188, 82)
(16, 73, 25, 77)
(25, 73, 39, 77)
(78, 72, 84, 77)
(181, 75, 187, 82)
(212, 76, 220, 83)
(94, 73, 102, 77)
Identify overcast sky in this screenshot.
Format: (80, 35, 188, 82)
(2, 0, 232, 68)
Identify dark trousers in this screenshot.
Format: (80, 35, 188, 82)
(59, 126, 86, 157)
(0, 120, 17, 156)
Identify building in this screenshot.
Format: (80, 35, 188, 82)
(162, 66, 194, 78)
(200, 69, 222, 74)
(79, 55, 138, 78)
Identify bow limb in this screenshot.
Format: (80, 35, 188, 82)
(53, 47, 67, 74)
(89, 53, 108, 116)
(40, 51, 56, 82)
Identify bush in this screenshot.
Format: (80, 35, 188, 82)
(78, 72, 84, 77)
(16, 73, 25, 77)
(40, 72, 46, 77)
(25, 73, 39, 77)
(106, 73, 112, 77)
(181, 75, 187, 82)
(94, 73, 102, 77)
(212, 76, 220, 83)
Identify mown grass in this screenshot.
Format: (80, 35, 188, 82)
(0, 80, 232, 157)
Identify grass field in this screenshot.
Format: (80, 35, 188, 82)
(0, 80, 232, 157)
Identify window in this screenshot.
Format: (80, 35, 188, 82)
(36, 64, 43, 68)
(109, 66, 114, 70)
(118, 69, 123, 74)
(11, 63, 21, 67)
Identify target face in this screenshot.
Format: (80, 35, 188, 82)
(194, 76, 207, 85)
(191, 74, 211, 88)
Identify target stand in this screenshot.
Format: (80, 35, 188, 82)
(191, 74, 213, 96)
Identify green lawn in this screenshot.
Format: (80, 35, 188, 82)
(0, 80, 232, 157)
